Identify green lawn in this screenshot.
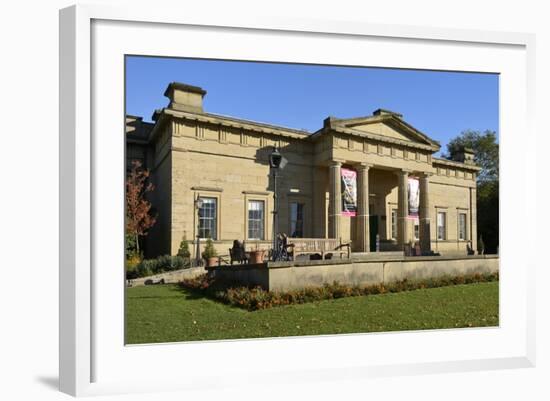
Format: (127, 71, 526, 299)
(125, 281, 499, 344)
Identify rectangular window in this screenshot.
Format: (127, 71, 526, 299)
(248, 200, 265, 240)
(290, 202, 304, 238)
(437, 211, 446, 240)
(198, 197, 217, 240)
(458, 213, 467, 240)
(391, 209, 397, 240)
(414, 220, 419, 240)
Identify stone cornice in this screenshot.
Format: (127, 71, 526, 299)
(191, 186, 223, 192)
(242, 190, 271, 196)
(163, 108, 310, 140)
(432, 157, 481, 171)
(164, 82, 206, 97)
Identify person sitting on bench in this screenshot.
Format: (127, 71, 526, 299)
(229, 240, 249, 265)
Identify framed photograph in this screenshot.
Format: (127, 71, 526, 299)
(60, 4, 536, 397)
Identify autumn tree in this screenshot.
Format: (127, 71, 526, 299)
(126, 160, 156, 256)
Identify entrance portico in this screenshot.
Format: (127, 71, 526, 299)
(327, 161, 433, 254)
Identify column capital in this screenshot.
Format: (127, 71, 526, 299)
(420, 172, 434, 179)
(356, 162, 373, 171)
(329, 159, 344, 167)
(394, 168, 412, 177)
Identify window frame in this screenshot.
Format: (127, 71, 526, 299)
(437, 210, 447, 241)
(458, 211, 468, 241)
(391, 208, 398, 240)
(244, 193, 269, 242)
(247, 199, 266, 240)
(193, 190, 222, 241)
(197, 196, 218, 240)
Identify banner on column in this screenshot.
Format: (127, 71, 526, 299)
(341, 168, 357, 216)
(408, 177, 419, 218)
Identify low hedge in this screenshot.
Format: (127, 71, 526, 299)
(180, 272, 499, 311)
(126, 255, 190, 279)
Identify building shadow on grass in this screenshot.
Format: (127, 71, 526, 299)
(171, 280, 252, 311)
(172, 282, 218, 301)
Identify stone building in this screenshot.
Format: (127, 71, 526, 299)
(126, 82, 480, 258)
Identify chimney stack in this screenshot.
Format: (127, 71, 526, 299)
(164, 82, 207, 113)
(450, 146, 475, 164)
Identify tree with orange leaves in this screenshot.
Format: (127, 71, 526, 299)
(126, 160, 156, 255)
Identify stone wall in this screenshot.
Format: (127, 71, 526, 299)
(210, 255, 499, 292)
(169, 130, 314, 255)
(126, 266, 205, 287)
(145, 151, 172, 258)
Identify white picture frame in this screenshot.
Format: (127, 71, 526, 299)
(59, 4, 536, 397)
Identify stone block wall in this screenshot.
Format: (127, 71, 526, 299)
(210, 255, 499, 291)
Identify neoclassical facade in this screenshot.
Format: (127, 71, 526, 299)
(126, 82, 480, 258)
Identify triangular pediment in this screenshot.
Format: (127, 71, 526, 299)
(332, 113, 440, 150)
(351, 121, 422, 142)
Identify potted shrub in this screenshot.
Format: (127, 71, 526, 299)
(202, 237, 218, 267)
(249, 242, 265, 264)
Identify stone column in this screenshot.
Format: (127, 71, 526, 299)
(419, 173, 432, 255)
(396, 169, 411, 250)
(328, 161, 342, 239)
(356, 163, 371, 252)
(470, 186, 478, 253)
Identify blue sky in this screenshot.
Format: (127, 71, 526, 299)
(126, 56, 499, 155)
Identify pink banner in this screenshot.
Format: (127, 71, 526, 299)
(341, 168, 357, 216)
(408, 177, 419, 218)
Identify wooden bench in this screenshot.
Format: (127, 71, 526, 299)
(229, 240, 270, 264)
(285, 238, 351, 260)
(228, 240, 249, 265)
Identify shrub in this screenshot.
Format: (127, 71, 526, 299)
(125, 265, 139, 280)
(180, 272, 499, 311)
(125, 248, 143, 280)
(135, 261, 153, 278)
(177, 234, 191, 259)
(125, 233, 137, 260)
(128, 255, 190, 279)
(126, 251, 142, 270)
(201, 237, 217, 259)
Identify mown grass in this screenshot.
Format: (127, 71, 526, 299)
(125, 281, 498, 344)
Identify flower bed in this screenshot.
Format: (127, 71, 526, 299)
(179, 271, 499, 311)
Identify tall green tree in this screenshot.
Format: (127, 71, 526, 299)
(444, 129, 499, 182)
(444, 129, 499, 254)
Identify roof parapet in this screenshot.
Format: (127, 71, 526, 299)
(372, 108, 403, 119)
